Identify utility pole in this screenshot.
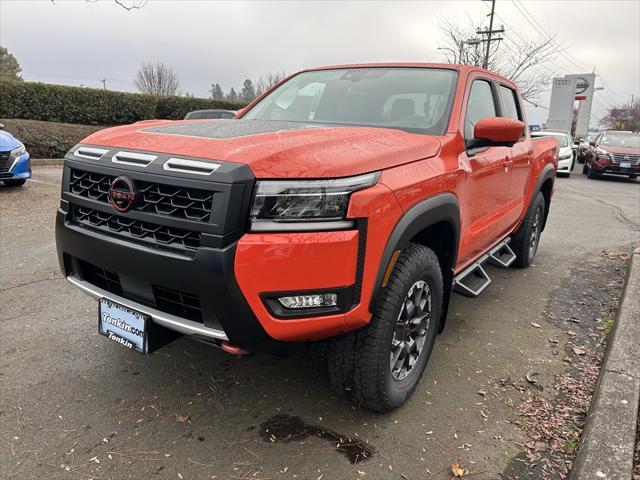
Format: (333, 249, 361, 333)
(101, 78, 106, 90)
(477, 0, 505, 69)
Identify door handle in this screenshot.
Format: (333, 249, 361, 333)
(502, 158, 513, 171)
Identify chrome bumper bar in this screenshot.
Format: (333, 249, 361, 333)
(67, 275, 229, 341)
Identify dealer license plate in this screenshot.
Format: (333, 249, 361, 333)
(620, 161, 631, 169)
(99, 298, 149, 353)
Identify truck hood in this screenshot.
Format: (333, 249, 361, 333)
(80, 119, 441, 178)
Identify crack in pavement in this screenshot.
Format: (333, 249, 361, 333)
(0, 275, 64, 293)
(557, 184, 640, 230)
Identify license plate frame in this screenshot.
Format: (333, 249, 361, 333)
(99, 298, 149, 353)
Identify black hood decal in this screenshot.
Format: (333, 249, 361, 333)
(142, 119, 333, 139)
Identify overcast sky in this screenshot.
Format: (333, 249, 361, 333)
(1, 0, 639, 125)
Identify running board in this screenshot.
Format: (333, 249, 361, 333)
(488, 241, 516, 268)
(453, 238, 513, 298)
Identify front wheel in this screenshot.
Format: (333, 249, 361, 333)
(510, 191, 545, 268)
(586, 163, 600, 179)
(328, 244, 442, 412)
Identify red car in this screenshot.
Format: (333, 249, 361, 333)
(56, 64, 557, 411)
(583, 130, 640, 180)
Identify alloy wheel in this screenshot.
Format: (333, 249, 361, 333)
(390, 280, 432, 381)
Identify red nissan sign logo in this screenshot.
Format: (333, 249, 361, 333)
(108, 176, 137, 212)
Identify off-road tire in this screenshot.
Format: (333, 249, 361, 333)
(328, 243, 442, 412)
(510, 191, 545, 268)
(3, 179, 26, 187)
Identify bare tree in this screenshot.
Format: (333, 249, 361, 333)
(135, 61, 180, 96)
(255, 71, 287, 96)
(73, 0, 149, 10)
(438, 17, 557, 100)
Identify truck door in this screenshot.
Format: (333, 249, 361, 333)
(498, 84, 531, 222)
(459, 78, 513, 264)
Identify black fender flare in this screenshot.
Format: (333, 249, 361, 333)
(531, 163, 555, 231)
(368, 193, 460, 312)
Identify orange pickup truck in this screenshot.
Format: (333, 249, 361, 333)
(56, 63, 558, 411)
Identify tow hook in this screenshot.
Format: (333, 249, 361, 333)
(221, 341, 250, 356)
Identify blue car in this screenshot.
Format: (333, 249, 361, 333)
(0, 123, 32, 187)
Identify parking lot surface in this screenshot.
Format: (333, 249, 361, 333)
(1, 168, 638, 479)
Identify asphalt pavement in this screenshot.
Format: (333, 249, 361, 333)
(1, 167, 638, 480)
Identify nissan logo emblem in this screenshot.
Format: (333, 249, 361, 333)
(108, 176, 137, 212)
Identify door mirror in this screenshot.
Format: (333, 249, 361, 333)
(473, 117, 524, 146)
(589, 140, 596, 146)
(0, 123, 4, 130)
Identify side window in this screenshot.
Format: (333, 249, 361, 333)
(464, 80, 497, 140)
(499, 86, 522, 120)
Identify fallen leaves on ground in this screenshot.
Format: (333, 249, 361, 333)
(572, 346, 586, 355)
(451, 460, 466, 477)
(175, 413, 190, 423)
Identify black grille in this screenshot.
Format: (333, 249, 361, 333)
(69, 169, 215, 222)
(78, 260, 123, 296)
(76, 260, 204, 324)
(612, 153, 640, 164)
(71, 205, 201, 250)
(153, 286, 204, 323)
(0, 151, 11, 173)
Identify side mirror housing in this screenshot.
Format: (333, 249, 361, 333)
(0, 123, 4, 130)
(472, 117, 524, 147)
(589, 140, 596, 146)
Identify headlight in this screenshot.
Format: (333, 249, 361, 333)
(595, 148, 613, 161)
(10, 145, 26, 158)
(560, 152, 572, 160)
(249, 172, 380, 232)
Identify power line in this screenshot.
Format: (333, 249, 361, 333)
(510, 0, 596, 73)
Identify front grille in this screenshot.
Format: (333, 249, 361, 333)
(70, 205, 201, 250)
(69, 169, 215, 222)
(612, 153, 640, 164)
(76, 259, 204, 324)
(0, 151, 11, 173)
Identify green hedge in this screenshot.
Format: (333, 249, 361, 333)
(0, 79, 245, 125)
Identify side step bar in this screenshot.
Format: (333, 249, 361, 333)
(453, 238, 516, 298)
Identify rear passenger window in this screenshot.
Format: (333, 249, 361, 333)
(499, 86, 521, 120)
(465, 80, 497, 140)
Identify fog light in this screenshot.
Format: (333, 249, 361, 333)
(277, 293, 338, 309)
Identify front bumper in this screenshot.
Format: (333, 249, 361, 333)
(0, 152, 32, 181)
(557, 156, 573, 171)
(592, 161, 640, 176)
(56, 204, 371, 351)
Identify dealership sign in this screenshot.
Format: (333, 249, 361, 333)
(547, 73, 596, 137)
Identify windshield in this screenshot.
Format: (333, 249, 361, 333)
(600, 134, 640, 148)
(534, 132, 569, 147)
(243, 68, 458, 135)
(585, 133, 597, 142)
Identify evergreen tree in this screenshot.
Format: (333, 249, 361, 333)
(240, 79, 256, 102)
(210, 83, 224, 100)
(227, 88, 238, 102)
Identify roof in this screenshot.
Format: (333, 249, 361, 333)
(303, 62, 506, 78)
